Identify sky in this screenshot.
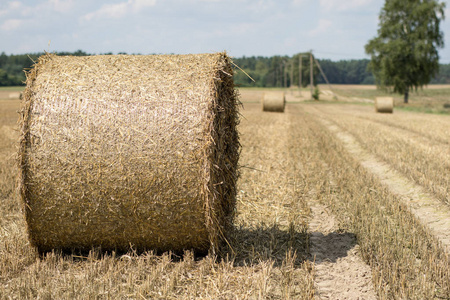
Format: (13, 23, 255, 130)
(1, 0, 450, 62)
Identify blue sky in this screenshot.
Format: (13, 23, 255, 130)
(1, 0, 450, 62)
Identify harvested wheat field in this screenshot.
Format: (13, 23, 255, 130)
(1, 86, 450, 298)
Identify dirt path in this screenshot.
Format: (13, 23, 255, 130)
(239, 103, 379, 299)
(308, 202, 376, 300)
(312, 113, 450, 253)
(285, 105, 378, 299)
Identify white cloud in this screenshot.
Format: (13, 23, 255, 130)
(0, 0, 74, 30)
(1, 0, 74, 17)
(308, 18, 332, 36)
(132, 0, 157, 11)
(48, 0, 74, 13)
(10, 1, 22, 9)
(320, 0, 373, 12)
(84, 2, 128, 20)
(82, 0, 156, 21)
(292, 0, 308, 6)
(0, 1, 23, 17)
(0, 18, 24, 31)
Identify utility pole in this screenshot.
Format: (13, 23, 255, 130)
(284, 60, 287, 88)
(290, 60, 293, 89)
(299, 55, 302, 90)
(274, 67, 278, 87)
(280, 61, 284, 88)
(314, 58, 336, 99)
(310, 51, 314, 99)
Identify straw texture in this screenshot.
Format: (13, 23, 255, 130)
(375, 97, 394, 113)
(262, 91, 285, 112)
(18, 53, 240, 254)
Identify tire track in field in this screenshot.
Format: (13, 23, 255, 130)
(316, 108, 450, 204)
(286, 105, 377, 300)
(353, 116, 449, 146)
(351, 116, 450, 161)
(306, 106, 450, 253)
(308, 202, 376, 300)
(315, 104, 450, 146)
(314, 104, 450, 163)
(240, 104, 378, 299)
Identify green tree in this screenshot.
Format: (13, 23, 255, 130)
(365, 0, 445, 103)
(0, 68, 11, 86)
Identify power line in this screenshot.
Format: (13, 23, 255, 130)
(315, 51, 450, 64)
(314, 51, 370, 60)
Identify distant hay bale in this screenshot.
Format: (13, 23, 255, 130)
(18, 53, 240, 254)
(375, 97, 394, 113)
(8, 92, 21, 99)
(262, 91, 285, 112)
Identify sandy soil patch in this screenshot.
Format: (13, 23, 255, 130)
(309, 202, 376, 300)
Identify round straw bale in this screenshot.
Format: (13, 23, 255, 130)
(9, 92, 21, 99)
(262, 91, 285, 112)
(375, 97, 394, 113)
(18, 53, 240, 254)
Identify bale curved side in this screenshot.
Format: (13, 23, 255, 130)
(18, 53, 240, 254)
(262, 91, 285, 112)
(375, 97, 394, 113)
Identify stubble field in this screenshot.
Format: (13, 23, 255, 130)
(0, 86, 449, 299)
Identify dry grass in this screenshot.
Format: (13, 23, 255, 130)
(238, 88, 286, 103)
(0, 100, 37, 292)
(240, 84, 450, 114)
(313, 104, 449, 206)
(298, 104, 449, 299)
(319, 84, 450, 113)
(1, 98, 316, 299)
(0, 87, 24, 101)
(361, 110, 449, 145)
(1, 88, 449, 298)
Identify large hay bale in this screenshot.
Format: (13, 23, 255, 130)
(9, 92, 21, 99)
(18, 53, 240, 254)
(262, 91, 285, 112)
(375, 97, 394, 113)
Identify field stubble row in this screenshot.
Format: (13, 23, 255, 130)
(0, 99, 449, 298)
(310, 104, 449, 206)
(298, 104, 449, 299)
(1, 100, 317, 299)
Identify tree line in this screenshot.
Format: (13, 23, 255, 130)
(0, 50, 449, 87)
(233, 54, 377, 87)
(233, 54, 450, 87)
(0, 50, 89, 86)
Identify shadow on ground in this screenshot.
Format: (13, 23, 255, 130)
(225, 225, 308, 268)
(308, 231, 357, 264)
(225, 226, 357, 268)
